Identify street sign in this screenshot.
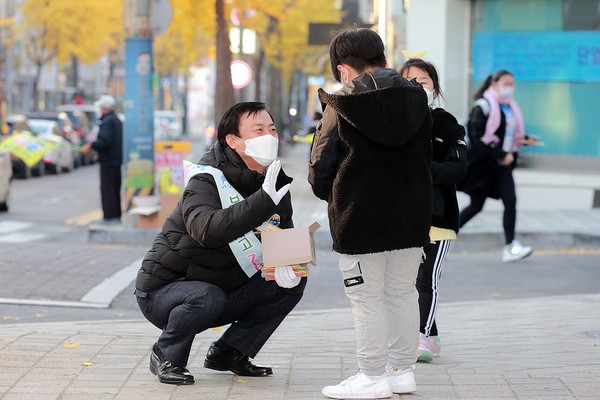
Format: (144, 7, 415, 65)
(231, 60, 252, 89)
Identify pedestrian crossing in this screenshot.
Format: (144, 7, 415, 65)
(0, 221, 47, 243)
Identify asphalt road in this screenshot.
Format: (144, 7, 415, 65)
(1, 139, 599, 326)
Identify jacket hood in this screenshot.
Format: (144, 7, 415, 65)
(318, 68, 429, 148)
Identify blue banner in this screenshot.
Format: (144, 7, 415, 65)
(123, 37, 155, 207)
(472, 31, 600, 82)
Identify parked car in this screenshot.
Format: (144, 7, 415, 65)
(26, 111, 83, 169)
(56, 104, 99, 143)
(56, 104, 100, 165)
(154, 110, 182, 141)
(0, 151, 12, 211)
(26, 118, 74, 174)
(5, 115, 45, 179)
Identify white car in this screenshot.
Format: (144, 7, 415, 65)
(27, 119, 74, 174)
(154, 110, 182, 141)
(0, 151, 12, 211)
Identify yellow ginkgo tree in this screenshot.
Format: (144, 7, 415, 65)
(242, 0, 339, 135)
(17, 0, 124, 110)
(153, 0, 215, 133)
(154, 0, 214, 76)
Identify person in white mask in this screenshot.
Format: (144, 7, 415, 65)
(400, 58, 468, 363)
(458, 70, 537, 263)
(310, 28, 433, 399)
(135, 102, 304, 386)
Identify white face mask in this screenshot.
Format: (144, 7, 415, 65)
(423, 87, 435, 106)
(242, 134, 279, 166)
(499, 85, 514, 99)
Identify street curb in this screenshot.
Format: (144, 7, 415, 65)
(88, 222, 600, 252)
(87, 223, 159, 245)
(313, 229, 600, 252)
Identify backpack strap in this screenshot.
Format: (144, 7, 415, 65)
(473, 98, 490, 117)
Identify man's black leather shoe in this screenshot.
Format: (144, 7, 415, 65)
(149, 344, 195, 385)
(204, 341, 273, 377)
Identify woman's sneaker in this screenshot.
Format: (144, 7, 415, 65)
(417, 333, 441, 362)
(502, 240, 533, 262)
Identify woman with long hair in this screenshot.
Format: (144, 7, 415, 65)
(400, 58, 468, 362)
(459, 70, 536, 262)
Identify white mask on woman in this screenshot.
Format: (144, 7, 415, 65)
(499, 85, 514, 99)
(242, 134, 279, 166)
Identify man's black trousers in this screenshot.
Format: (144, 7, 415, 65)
(99, 164, 122, 220)
(136, 272, 303, 368)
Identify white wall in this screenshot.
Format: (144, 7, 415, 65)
(406, 0, 471, 120)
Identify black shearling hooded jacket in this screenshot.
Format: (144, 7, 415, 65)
(308, 68, 433, 255)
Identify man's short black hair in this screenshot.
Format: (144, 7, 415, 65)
(217, 102, 273, 146)
(329, 28, 386, 83)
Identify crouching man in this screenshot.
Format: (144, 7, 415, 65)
(135, 102, 305, 385)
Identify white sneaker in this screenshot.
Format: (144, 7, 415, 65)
(389, 365, 416, 394)
(502, 240, 533, 262)
(322, 372, 392, 399)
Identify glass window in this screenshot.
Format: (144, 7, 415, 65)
(563, 0, 600, 30)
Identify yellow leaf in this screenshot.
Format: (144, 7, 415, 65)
(82, 362, 93, 367)
(237, 378, 248, 383)
(210, 326, 222, 331)
(63, 342, 81, 349)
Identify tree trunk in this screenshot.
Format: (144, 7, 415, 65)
(253, 49, 264, 101)
(214, 0, 234, 134)
(286, 72, 296, 141)
(182, 74, 189, 135)
(106, 50, 116, 93)
(268, 62, 283, 138)
(71, 55, 79, 90)
(33, 62, 42, 111)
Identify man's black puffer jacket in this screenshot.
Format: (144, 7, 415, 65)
(136, 142, 294, 293)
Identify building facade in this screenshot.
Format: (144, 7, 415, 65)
(406, 0, 600, 159)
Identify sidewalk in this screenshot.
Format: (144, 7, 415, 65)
(1, 293, 599, 399)
(2, 140, 599, 399)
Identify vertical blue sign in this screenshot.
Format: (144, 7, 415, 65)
(123, 37, 155, 208)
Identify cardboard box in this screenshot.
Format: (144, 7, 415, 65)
(261, 222, 321, 268)
(130, 194, 180, 229)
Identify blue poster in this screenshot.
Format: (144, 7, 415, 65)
(123, 37, 155, 207)
(472, 31, 600, 82)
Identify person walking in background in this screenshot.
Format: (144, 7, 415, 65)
(309, 28, 432, 399)
(81, 95, 123, 224)
(458, 70, 536, 262)
(135, 102, 304, 386)
(399, 58, 468, 362)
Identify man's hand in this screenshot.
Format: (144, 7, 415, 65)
(262, 160, 291, 205)
(274, 265, 301, 288)
(81, 143, 92, 157)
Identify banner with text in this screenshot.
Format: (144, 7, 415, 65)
(472, 31, 600, 82)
